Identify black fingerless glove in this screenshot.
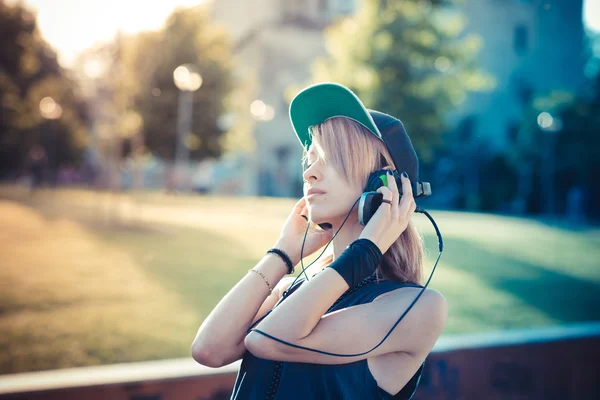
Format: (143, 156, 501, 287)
(328, 238, 383, 288)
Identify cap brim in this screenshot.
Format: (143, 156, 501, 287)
(289, 82, 382, 150)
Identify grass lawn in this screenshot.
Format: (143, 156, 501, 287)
(0, 186, 599, 374)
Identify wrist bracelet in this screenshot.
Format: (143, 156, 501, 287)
(248, 268, 273, 294)
(266, 248, 295, 274)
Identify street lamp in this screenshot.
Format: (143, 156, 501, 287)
(173, 63, 202, 192)
(82, 57, 107, 188)
(537, 111, 562, 216)
(39, 97, 62, 185)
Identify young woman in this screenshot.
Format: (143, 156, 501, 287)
(192, 83, 448, 399)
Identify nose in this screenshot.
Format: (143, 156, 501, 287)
(302, 163, 320, 184)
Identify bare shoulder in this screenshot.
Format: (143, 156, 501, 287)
(373, 286, 448, 355)
(382, 286, 447, 321)
(375, 285, 446, 311)
(415, 288, 447, 324)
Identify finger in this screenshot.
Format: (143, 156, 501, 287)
(402, 200, 416, 225)
(401, 171, 413, 198)
(398, 172, 414, 216)
(376, 186, 393, 213)
(292, 196, 307, 214)
(385, 170, 399, 208)
(300, 205, 309, 221)
(409, 199, 416, 214)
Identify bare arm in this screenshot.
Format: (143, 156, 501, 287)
(245, 267, 447, 365)
(191, 245, 296, 368)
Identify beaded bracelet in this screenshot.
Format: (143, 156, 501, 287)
(266, 248, 294, 274)
(248, 268, 273, 294)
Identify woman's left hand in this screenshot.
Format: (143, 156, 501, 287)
(358, 169, 416, 254)
(274, 196, 335, 265)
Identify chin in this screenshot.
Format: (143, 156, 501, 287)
(308, 208, 330, 225)
(309, 207, 345, 226)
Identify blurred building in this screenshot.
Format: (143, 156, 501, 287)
(211, 0, 357, 197)
(438, 0, 587, 211)
(453, 0, 587, 150)
(210, 0, 587, 198)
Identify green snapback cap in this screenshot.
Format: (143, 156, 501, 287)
(289, 81, 424, 186)
(289, 82, 383, 150)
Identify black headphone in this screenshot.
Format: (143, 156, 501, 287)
(250, 169, 444, 357)
(359, 169, 432, 226)
(315, 169, 431, 231)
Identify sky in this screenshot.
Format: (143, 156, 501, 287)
(10, 0, 600, 68)
(11, 0, 205, 66)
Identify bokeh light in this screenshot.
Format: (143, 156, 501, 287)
(250, 100, 267, 119)
(537, 111, 554, 129)
(39, 97, 62, 120)
(173, 64, 203, 92)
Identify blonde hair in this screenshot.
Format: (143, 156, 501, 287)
(302, 117, 424, 285)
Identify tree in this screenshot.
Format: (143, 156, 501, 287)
(507, 70, 600, 220)
(298, 0, 494, 163)
(80, 5, 235, 163)
(0, 2, 89, 178)
(553, 72, 600, 219)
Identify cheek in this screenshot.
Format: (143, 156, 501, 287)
(309, 188, 359, 210)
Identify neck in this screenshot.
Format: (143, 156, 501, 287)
(329, 210, 365, 262)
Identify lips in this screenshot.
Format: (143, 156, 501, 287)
(307, 188, 326, 196)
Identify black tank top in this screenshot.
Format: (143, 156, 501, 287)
(231, 273, 426, 399)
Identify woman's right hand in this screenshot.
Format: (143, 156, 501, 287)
(273, 196, 334, 265)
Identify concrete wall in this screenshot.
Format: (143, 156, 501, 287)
(1, 323, 599, 400)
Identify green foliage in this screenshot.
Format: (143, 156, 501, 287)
(508, 70, 600, 218)
(135, 7, 234, 161)
(0, 2, 89, 176)
(304, 0, 494, 163)
(78, 5, 235, 162)
(478, 153, 519, 211)
(554, 72, 600, 218)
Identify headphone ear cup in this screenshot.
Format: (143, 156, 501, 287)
(363, 173, 376, 193)
(360, 169, 398, 225)
(364, 170, 387, 193)
(358, 192, 383, 226)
